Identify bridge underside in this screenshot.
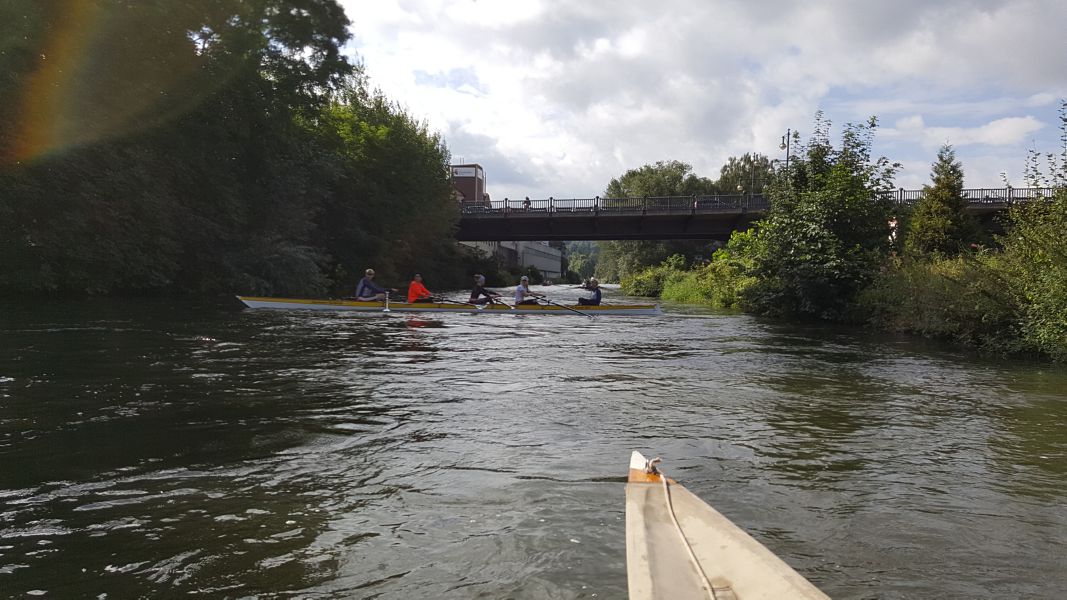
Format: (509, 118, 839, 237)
(456, 212, 760, 241)
(455, 198, 1020, 242)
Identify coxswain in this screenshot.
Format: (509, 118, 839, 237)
(407, 273, 434, 303)
(577, 277, 602, 306)
(514, 275, 543, 305)
(469, 274, 502, 305)
(355, 268, 396, 301)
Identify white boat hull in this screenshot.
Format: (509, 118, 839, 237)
(626, 451, 829, 599)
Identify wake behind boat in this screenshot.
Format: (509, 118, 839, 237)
(237, 295, 661, 315)
(626, 451, 829, 599)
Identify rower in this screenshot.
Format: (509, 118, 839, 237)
(355, 268, 396, 301)
(407, 273, 434, 303)
(469, 274, 501, 305)
(514, 275, 543, 305)
(577, 277, 601, 306)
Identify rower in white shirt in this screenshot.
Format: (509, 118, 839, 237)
(514, 275, 544, 306)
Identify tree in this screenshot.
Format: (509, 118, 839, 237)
(997, 102, 1067, 359)
(312, 86, 457, 292)
(716, 153, 774, 195)
(0, 1, 474, 297)
(904, 144, 979, 255)
(597, 161, 718, 281)
(746, 114, 900, 319)
(604, 160, 715, 198)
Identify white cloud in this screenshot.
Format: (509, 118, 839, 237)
(1026, 92, 1057, 107)
(341, 0, 1067, 196)
(885, 116, 1045, 149)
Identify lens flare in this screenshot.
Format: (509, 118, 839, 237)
(5, 0, 221, 165)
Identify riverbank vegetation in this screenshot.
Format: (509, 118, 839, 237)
(613, 104, 1067, 360)
(0, 1, 493, 297)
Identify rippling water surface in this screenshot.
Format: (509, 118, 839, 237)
(2, 289, 1066, 598)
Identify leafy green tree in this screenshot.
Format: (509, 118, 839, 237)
(0, 0, 473, 297)
(746, 114, 900, 319)
(567, 253, 596, 280)
(604, 160, 715, 198)
(597, 160, 718, 281)
(904, 144, 979, 255)
(996, 105, 1067, 359)
(312, 87, 457, 292)
(716, 153, 774, 195)
(562, 241, 598, 282)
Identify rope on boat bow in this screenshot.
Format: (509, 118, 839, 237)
(651, 458, 719, 600)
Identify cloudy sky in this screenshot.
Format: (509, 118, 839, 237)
(341, 0, 1067, 199)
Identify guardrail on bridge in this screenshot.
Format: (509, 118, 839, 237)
(459, 187, 1058, 217)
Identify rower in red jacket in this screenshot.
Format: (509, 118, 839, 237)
(407, 273, 434, 303)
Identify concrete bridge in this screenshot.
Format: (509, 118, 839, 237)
(456, 187, 1056, 242)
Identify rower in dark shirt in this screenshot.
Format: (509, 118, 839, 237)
(355, 268, 396, 301)
(469, 274, 502, 305)
(577, 277, 602, 306)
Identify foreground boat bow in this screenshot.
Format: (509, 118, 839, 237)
(626, 451, 829, 599)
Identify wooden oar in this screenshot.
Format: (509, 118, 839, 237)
(536, 295, 595, 319)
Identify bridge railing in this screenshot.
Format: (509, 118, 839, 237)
(462, 194, 767, 216)
(878, 186, 1059, 204)
(460, 187, 1059, 216)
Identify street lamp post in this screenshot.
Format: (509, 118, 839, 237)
(779, 128, 792, 169)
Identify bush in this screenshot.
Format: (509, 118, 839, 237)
(857, 189, 1067, 359)
(621, 264, 682, 297)
(621, 254, 687, 296)
(997, 189, 1067, 360)
(855, 254, 1023, 351)
(659, 231, 760, 308)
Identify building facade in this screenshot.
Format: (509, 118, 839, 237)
(451, 164, 488, 205)
(452, 163, 562, 280)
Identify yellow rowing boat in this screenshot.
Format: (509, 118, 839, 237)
(237, 295, 661, 315)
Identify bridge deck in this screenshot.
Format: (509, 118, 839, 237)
(457, 188, 1056, 241)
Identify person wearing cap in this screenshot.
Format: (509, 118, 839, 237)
(514, 275, 543, 305)
(577, 277, 602, 306)
(355, 268, 395, 301)
(407, 273, 434, 303)
(468, 274, 501, 305)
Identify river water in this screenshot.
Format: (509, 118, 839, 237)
(1, 288, 1065, 599)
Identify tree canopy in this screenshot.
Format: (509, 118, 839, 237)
(0, 1, 477, 297)
(745, 115, 900, 319)
(597, 160, 720, 281)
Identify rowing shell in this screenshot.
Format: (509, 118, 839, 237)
(627, 451, 829, 600)
(237, 296, 661, 315)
